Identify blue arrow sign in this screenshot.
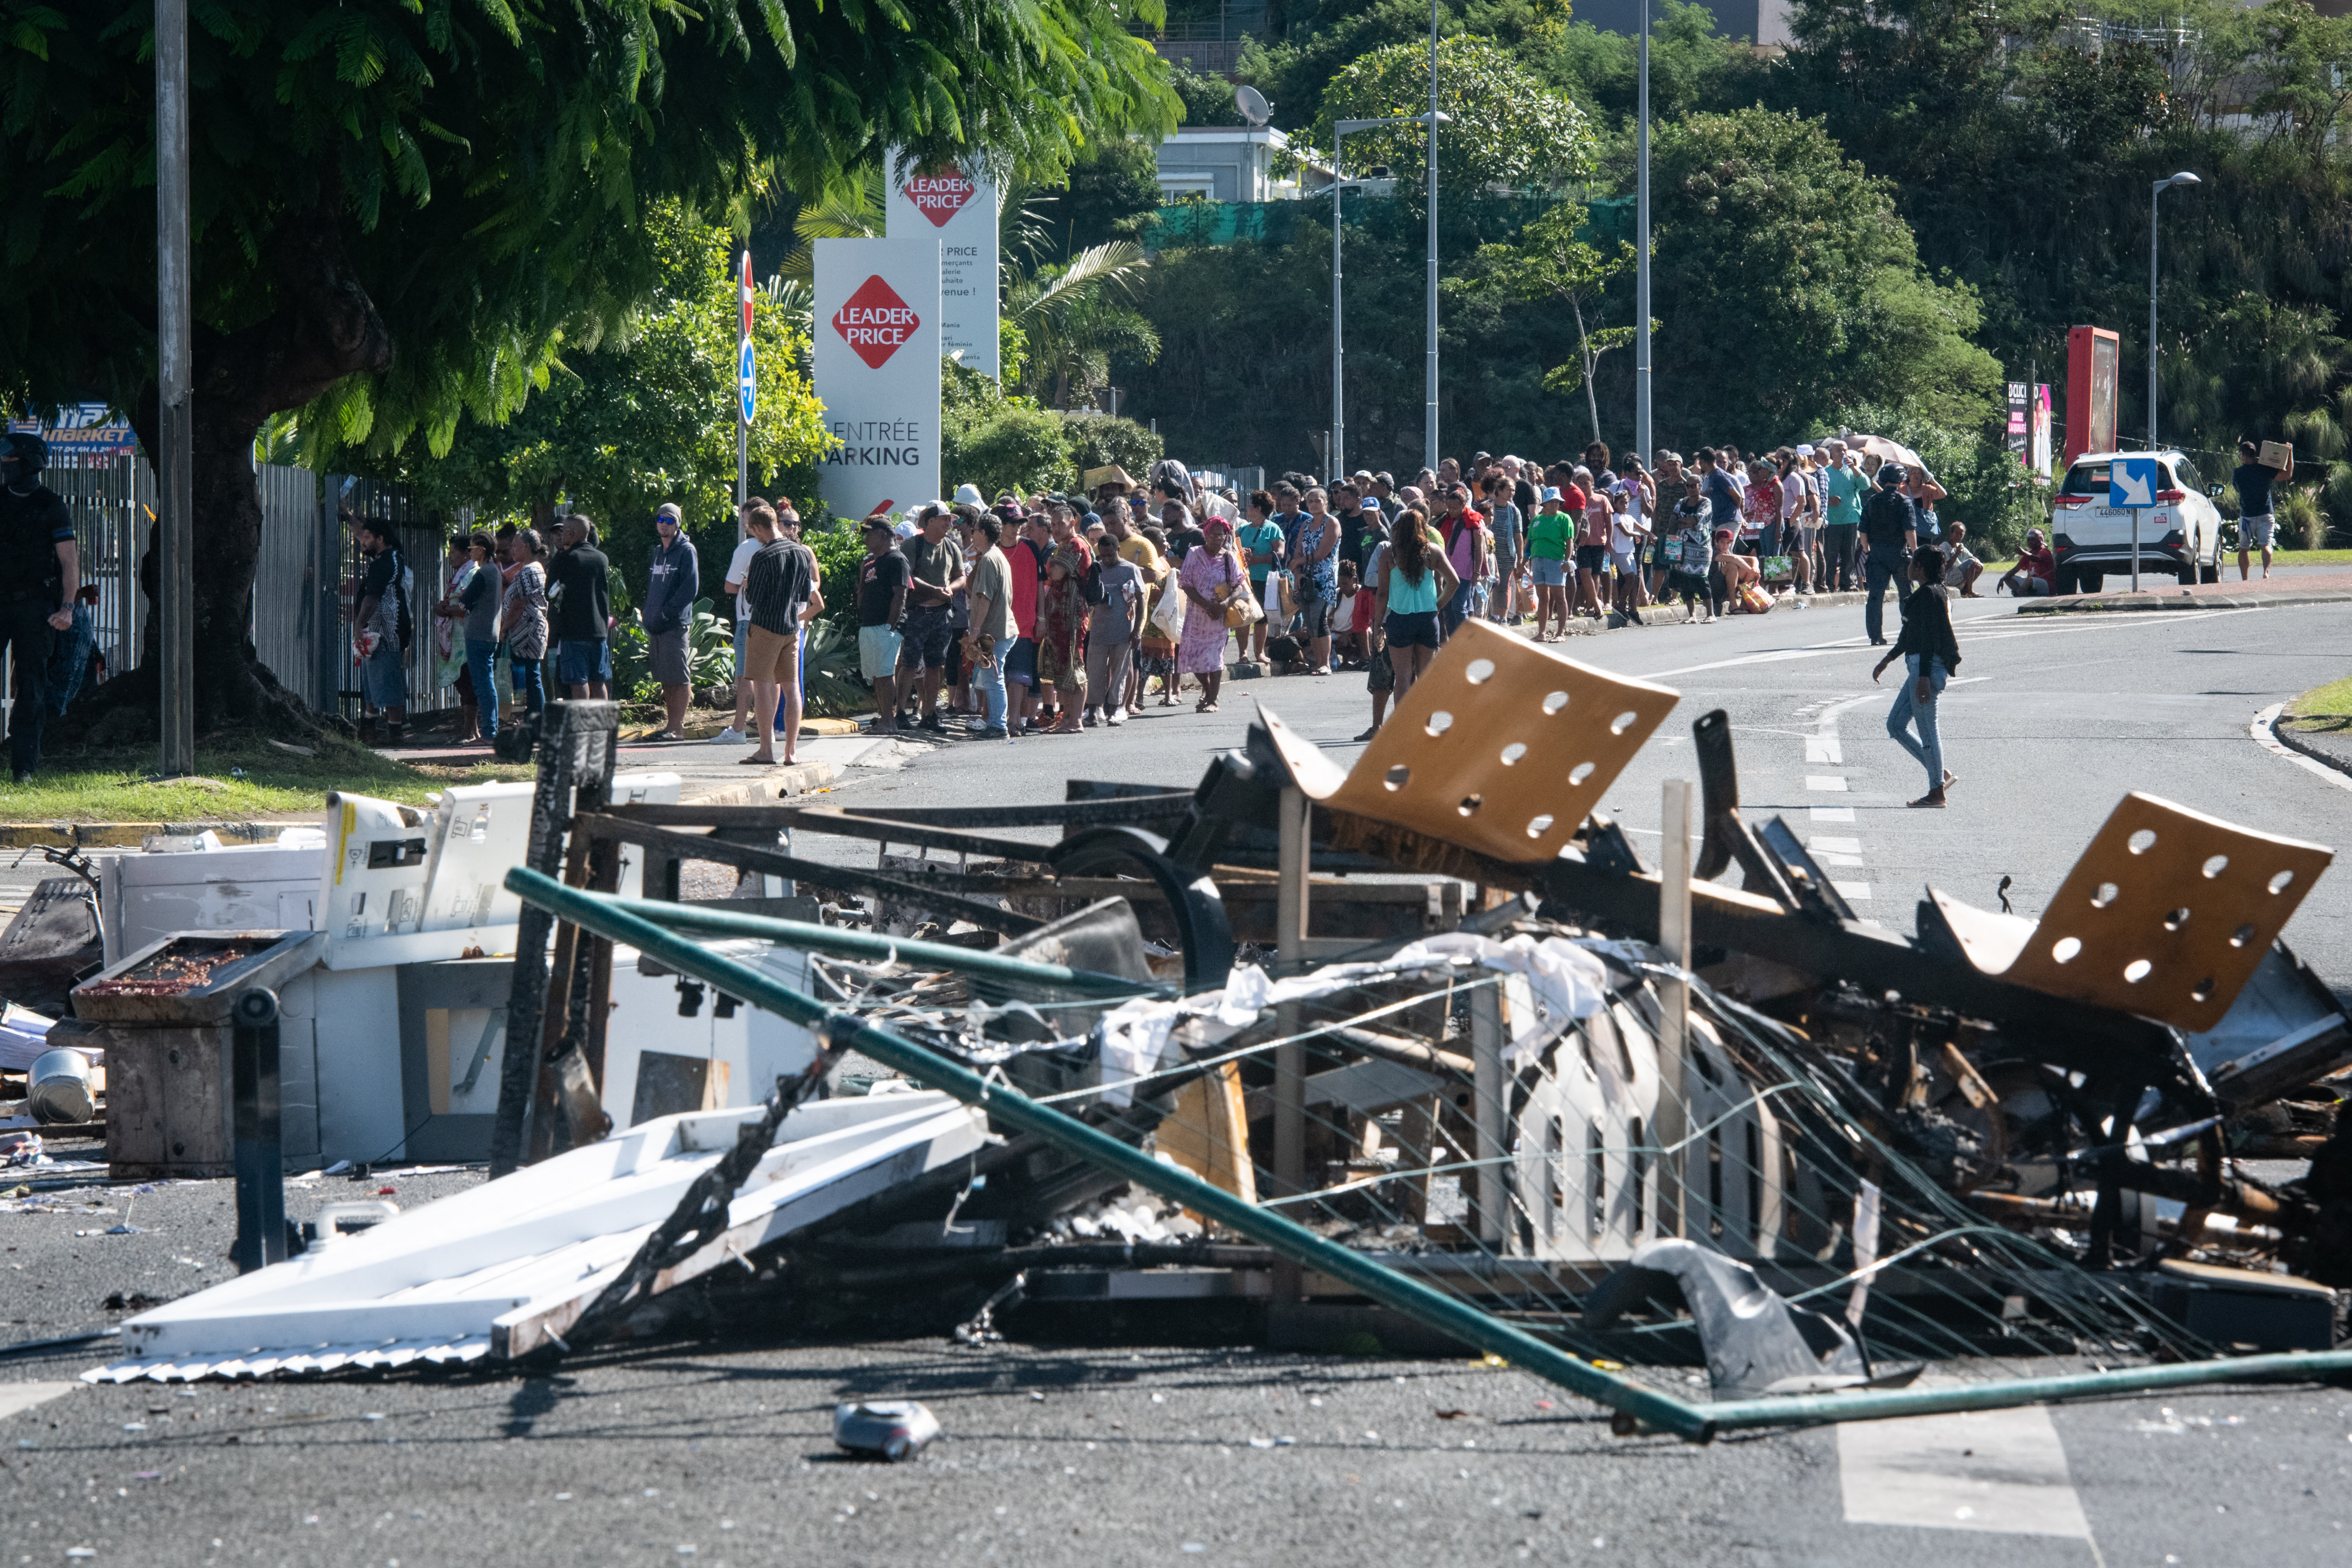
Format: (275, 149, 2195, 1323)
(738, 338, 756, 425)
(2109, 456, 2160, 508)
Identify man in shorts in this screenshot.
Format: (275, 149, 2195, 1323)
(895, 500, 965, 733)
(738, 502, 813, 766)
(715, 497, 769, 744)
(641, 502, 698, 740)
(856, 516, 910, 731)
(2233, 435, 2291, 580)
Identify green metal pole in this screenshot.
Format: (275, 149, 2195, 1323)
(507, 865, 1714, 1441)
(593, 886, 1165, 999)
(508, 867, 2352, 1442)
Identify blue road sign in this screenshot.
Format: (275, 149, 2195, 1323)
(738, 338, 757, 424)
(2109, 456, 2161, 508)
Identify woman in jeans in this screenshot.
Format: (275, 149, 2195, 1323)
(1874, 544, 1960, 808)
(503, 528, 550, 718)
(1374, 508, 1462, 702)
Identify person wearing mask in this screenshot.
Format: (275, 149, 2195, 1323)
(1873, 544, 1961, 808)
(1235, 488, 1288, 670)
(1434, 484, 1487, 637)
(642, 502, 699, 740)
(962, 513, 1018, 742)
(1176, 512, 1245, 713)
(896, 500, 965, 733)
(548, 513, 612, 699)
(1858, 464, 1920, 646)
(1035, 509, 1089, 734)
(1082, 531, 1143, 727)
(502, 528, 550, 718)
(352, 517, 411, 746)
(1817, 441, 1869, 593)
(1375, 507, 1462, 703)
(1482, 472, 1524, 626)
(1290, 486, 1340, 674)
(854, 516, 911, 732)
(439, 532, 501, 744)
(1525, 486, 1574, 641)
(735, 503, 806, 765)
(2234, 436, 2292, 580)
(0, 433, 79, 782)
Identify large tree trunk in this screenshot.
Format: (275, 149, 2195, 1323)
(88, 210, 392, 738)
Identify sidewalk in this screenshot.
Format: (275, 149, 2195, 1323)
(2016, 570, 2352, 615)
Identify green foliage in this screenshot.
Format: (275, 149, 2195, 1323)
(1828, 401, 2044, 558)
(942, 360, 1079, 498)
(1647, 108, 2002, 442)
(800, 620, 873, 717)
(1011, 242, 1161, 409)
(1167, 59, 1248, 127)
(1303, 34, 1594, 195)
(1061, 414, 1165, 479)
(1028, 139, 1169, 256)
(388, 209, 832, 608)
(1453, 203, 1639, 439)
(1537, 1, 1764, 129)
(1236, 0, 1572, 132)
(805, 520, 870, 637)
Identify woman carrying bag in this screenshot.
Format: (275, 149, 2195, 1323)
(1178, 513, 1249, 713)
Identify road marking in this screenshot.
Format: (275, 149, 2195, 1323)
(1832, 881, 1872, 901)
(1809, 836, 1861, 854)
(1805, 775, 1848, 791)
(1810, 806, 1856, 823)
(1818, 851, 1865, 867)
(2250, 703, 2352, 795)
(1805, 734, 1843, 763)
(1629, 605, 2245, 681)
(0, 1382, 76, 1422)
(1838, 1404, 2093, 1539)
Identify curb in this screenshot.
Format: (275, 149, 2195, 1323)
(2251, 703, 2352, 795)
(0, 821, 311, 850)
(679, 759, 837, 808)
(2271, 716, 2352, 781)
(2018, 589, 2352, 615)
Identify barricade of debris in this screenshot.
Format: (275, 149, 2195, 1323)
(68, 627, 2352, 1439)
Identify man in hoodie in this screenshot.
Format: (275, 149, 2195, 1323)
(642, 502, 699, 739)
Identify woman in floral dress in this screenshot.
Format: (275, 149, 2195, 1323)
(1177, 513, 1244, 713)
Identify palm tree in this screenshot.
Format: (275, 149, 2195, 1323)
(771, 171, 887, 286)
(1007, 241, 1158, 409)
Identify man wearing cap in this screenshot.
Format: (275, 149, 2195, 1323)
(896, 501, 965, 733)
(643, 502, 699, 740)
(1858, 463, 1920, 645)
(1999, 527, 2057, 597)
(0, 433, 79, 783)
(856, 516, 911, 733)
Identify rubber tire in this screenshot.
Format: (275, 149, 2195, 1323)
(2073, 567, 2101, 594)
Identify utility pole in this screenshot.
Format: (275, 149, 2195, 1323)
(156, 0, 195, 777)
(1424, 0, 1440, 473)
(1634, 0, 1652, 465)
(2148, 172, 2199, 451)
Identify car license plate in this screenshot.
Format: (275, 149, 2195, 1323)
(2098, 507, 2131, 518)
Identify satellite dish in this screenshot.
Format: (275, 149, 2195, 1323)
(1235, 85, 1271, 127)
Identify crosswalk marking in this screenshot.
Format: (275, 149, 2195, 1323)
(1839, 1405, 2093, 1539)
(1806, 775, 1849, 791)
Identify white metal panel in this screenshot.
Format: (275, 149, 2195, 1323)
(311, 965, 406, 1165)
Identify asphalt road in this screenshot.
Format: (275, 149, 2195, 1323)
(8, 593, 2352, 1565)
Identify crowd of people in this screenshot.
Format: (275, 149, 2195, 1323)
(344, 440, 2040, 785)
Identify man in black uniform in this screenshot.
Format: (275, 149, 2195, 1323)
(0, 433, 80, 784)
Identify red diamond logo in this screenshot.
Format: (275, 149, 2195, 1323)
(903, 169, 977, 229)
(833, 275, 920, 370)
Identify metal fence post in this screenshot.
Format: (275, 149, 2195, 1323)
(230, 987, 286, 1274)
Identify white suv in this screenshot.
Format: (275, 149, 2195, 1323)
(2049, 449, 2225, 592)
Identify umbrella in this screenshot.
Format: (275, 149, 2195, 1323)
(1844, 433, 1926, 471)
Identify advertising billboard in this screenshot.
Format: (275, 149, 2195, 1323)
(813, 237, 941, 521)
(2065, 326, 2119, 469)
(887, 154, 999, 379)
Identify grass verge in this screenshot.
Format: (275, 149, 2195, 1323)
(1, 728, 535, 823)
(2286, 675, 2352, 735)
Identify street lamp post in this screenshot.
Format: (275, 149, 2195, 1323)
(1425, 0, 1440, 473)
(1634, 0, 1652, 464)
(2149, 171, 2199, 450)
(1333, 112, 1438, 485)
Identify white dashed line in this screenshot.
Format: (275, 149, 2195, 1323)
(1810, 806, 1856, 823)
(1805, 775, 1849, 791)
(1804, 733, 1843, 764)
(1832, 881, 1873, 901)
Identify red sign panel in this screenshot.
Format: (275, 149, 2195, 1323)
(832, 275, 921, 370)
(902, 171, 977, 229)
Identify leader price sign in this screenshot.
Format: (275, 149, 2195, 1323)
(887, 153, 999, 379)
(814, 237, 941, 521)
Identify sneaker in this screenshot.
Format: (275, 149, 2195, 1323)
(1083, 710, 1099, 727)
(920, 713, 946, 733)
(1106, 713, 1124, 726)
(977, 725, 1012, 742)
(712, 726, 746, 744)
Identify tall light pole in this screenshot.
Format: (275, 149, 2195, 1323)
(156, 0, 195, 777)
(1424, 0, 1441, 472)
(1634, 0, 1652, 464)
(2149, 170, 2199, 450)
(1333, 112, 1438, 485)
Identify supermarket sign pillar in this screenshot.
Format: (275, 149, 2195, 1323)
(886, 155, 999, 379)
(814, 238, 941, 521)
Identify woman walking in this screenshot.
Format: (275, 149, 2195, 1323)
(1873, 545, 1960, 808)
(1177, 513, 1246, 713)
(1376, 508, 1461, 702)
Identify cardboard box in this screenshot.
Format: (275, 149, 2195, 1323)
(2260, 440, 2293, 470)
